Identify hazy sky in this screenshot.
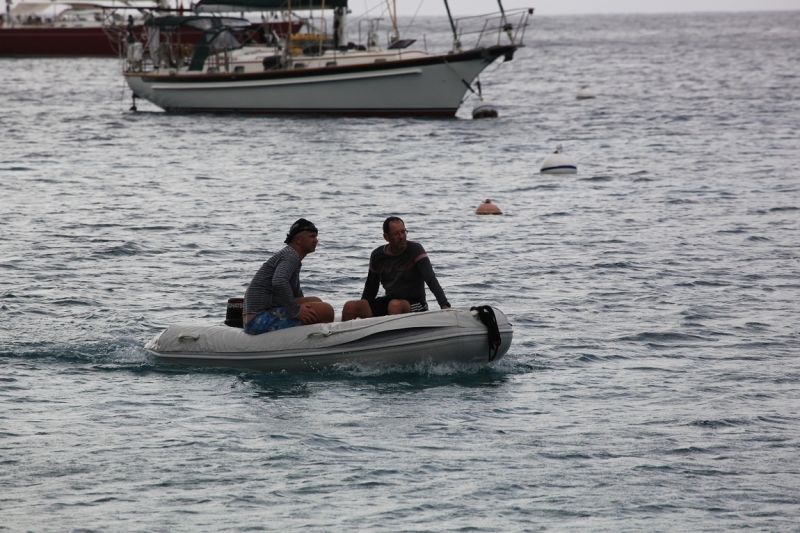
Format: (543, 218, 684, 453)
(365, 0, 799, 17)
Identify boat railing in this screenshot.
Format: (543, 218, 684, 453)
(121, 21, 275, 74)
(453, 7, 533, 49)
(123, 41, 239, 73)
(357, 18, 383, 52)
(121, 37, 191, 73)
(104, 23, 128, 57)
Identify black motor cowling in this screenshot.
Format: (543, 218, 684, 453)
(225, 298, 244, 328)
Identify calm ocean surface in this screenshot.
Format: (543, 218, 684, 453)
(2, 10, 799, 531)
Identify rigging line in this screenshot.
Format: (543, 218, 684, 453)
(402, 0, 425, 39)
(348, 1, 388, 28)
(479, 56, 507, 84)
(120, 74, 127, 111)
(460, 54, 509, 104)
(442, 0, 459, 50)
(119, 56, 135, 112)
(385, 0, 397, 34)
(440, 46, 512, 104)
(441, 56, 480, 104)
(355, 0, 389, 22)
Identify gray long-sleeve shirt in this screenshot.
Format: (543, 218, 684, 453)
(243, 246, 304, 317)
(361, 241, 450, 308)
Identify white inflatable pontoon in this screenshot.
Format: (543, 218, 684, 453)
(145, 307, 512, 372)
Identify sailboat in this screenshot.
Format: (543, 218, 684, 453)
(122, 0, 532, 116)
(0, 0, 154, 57)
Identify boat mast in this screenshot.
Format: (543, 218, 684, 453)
(386, 0, 398, 43)
(441, 0, 460, 52)
(286, 0, 293, 60)
(496, 0, 513, 41)
(318, 0, 325, 54)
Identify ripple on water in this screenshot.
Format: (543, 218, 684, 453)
(1, 11, 800, 533)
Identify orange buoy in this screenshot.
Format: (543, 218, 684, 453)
(475, 199, 502, 215)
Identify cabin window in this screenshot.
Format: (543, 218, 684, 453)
(326, 61, 337, 67)
(294, 63, 306, 69)
(234, 66, 245, 73)
(374, 58, 387, 63)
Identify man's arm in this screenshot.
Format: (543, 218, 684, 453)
(359, 250, 382, 301)
(416, 255, 450, 308)
(272, 257, 302, 317)
(360, 268, 381, 301)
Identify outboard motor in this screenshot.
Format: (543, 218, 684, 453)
(225, 298, 244, 328)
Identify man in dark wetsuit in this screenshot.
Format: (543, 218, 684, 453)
(242, 218, 334, 335)
(341, 217, 450, 321)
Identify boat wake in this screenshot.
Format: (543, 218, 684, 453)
(2, 334, 529, 380)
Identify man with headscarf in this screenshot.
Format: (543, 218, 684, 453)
(242, 218, 334, 335)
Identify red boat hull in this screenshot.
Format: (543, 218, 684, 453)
(0, 26, 123, 57)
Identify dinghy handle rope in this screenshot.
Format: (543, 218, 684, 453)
(470, 306, 502, 361)
(307, 309, 458, 338)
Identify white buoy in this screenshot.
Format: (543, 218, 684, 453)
(576, 85, 595, 100)
(540, 144, 577, 174)
(472, 102, 499, 119)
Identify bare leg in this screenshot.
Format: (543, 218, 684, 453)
(307, 302, 334, 324)
(296, 297, 334, 325)
(342, 299, 373, 321)
(387, 299, 411, 315)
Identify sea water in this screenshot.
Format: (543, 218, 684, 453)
(1, 11, 799, 532)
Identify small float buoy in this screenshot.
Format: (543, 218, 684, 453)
(576, 86, 595, 100)
(540, 144, 577, 174)
(472, 102, 499, 119)
(475, 199, 502, 215)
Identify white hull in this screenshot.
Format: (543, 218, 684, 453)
(145, 307, 513, 372)
(125, 45, 516, 116)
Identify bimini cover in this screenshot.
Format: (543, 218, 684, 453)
(195, 0, 347, 13)
(144, 15, 252, 31)
(146, 308, 485, 355)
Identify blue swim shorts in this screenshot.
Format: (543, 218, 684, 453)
(243, 307, 303, 335)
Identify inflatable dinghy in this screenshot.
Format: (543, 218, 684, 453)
(145, 307, 512, 372)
